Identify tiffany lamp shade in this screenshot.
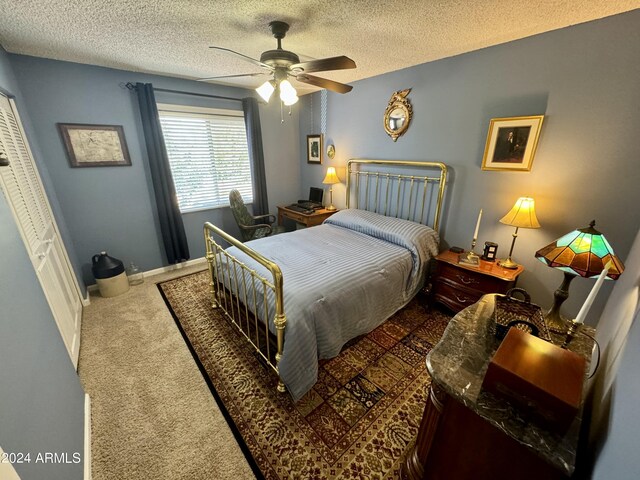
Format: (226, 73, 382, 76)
(535, 220, 624, 332)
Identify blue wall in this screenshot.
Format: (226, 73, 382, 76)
(592, 308, 640, 479)
(0, 48, 85, 480)
(300, 10, 640, 327)
(589, 226, 640, 479)
(9, 56, 300, 285)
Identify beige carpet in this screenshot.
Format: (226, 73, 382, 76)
(78, 264, 255, 480)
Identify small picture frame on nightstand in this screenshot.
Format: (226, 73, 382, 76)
(482, 242, 498, 262)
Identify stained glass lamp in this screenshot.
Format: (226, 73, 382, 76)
(535, 220, 624, 332)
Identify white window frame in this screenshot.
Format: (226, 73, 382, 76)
(157, 103, 253, 213)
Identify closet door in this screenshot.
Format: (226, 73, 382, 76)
(0, 94, 82, 368)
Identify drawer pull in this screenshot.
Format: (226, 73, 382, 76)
(455, 294, 469, 304)
(456, 274, 479, 285)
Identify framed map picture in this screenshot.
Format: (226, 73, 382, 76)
(58, 123, 131, 167)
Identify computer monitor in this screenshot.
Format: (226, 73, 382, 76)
(309, 187, 324, 204)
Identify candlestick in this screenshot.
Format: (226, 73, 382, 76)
(473, 209, 483, 240)
(561, 319, 582, 349)
(574, 260, 612, 324)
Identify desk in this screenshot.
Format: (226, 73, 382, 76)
(277, 205, 338, 228)
(401, 295, 594, 480)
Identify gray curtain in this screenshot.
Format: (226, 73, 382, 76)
(135, 83, 190, 264)
(242, 97, 269, 215)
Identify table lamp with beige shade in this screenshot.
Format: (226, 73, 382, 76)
(498, 196, 541, 269)
(322, 167, 340, 211)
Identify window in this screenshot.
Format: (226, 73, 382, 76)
(158, 104, 253, 213)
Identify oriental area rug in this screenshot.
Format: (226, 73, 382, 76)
(158, 270, 451, 479)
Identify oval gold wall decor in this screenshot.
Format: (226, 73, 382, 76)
(383, 89, 413, 142)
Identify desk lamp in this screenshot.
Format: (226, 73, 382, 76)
(498, 196, 541, 269)
(322, 167, 340, 211)
(535, 220, 624, 332)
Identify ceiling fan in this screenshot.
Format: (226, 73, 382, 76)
(198, 21, 357, 105)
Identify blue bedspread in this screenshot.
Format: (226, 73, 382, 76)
(223, 209, 439, 401)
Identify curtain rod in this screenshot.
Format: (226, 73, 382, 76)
(123, 82, 244, 102)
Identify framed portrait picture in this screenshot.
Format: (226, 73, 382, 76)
(307, 134, 322, 164)
(481, 115, 544, 171)
(58, 123, 132, 167)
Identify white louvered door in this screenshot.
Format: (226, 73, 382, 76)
(0, 94, 82, 368)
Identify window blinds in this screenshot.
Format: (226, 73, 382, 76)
(159, 110, 253, 213)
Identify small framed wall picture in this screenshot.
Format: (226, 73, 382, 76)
(307, 134, 322, 164)
(481, 115, 544, 172)
(58, 123, 132, 167)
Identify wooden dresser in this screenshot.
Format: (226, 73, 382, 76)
(429, 250, 524, 313)
(401, 295, 594, 480)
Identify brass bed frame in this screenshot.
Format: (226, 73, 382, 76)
(203, 159, 448, 394)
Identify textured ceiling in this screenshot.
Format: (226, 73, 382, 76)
(0, 1, 638, 95)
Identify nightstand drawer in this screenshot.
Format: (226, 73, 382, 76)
(433, 282, 481, 312)
(438, 262, 515, 296)
(438, 263, 483, 288)
(427, 250, 524, 314)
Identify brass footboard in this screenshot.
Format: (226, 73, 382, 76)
(203, 222, 287, 393)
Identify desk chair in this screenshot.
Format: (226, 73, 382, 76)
(229, 189, 285, 242)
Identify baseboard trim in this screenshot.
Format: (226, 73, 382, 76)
(81, 290, 91, 307)
(84, 394, 92, 480)
(142, 256, 207, 278)
(87, 257, 207, 293)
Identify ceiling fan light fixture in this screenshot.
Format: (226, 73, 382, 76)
(256, 80, 275, 102)
(209, 21, 356, 100)
(282, 93, 299, 106)
(279, 79, 298, 105)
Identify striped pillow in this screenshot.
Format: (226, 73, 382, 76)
(324, 208, 439, 269)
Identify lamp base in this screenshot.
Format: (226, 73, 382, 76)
(326, 205, 337, 211)
(498, 257, 519, 269)
(544, 272, 577, 333)
(545, 309, 570, 334)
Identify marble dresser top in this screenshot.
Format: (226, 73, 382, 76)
(426, 294, 595, 476)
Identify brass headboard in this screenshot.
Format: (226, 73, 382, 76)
(346, 159, 448, 233)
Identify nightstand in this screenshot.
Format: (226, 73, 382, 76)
(428, 250, 524, 313)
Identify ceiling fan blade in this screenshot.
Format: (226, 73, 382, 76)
(197, 72, 266, 82)
(296, 74, 353, 94)
(290, 56, 356, 73)
(209, 46, 274, 70)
